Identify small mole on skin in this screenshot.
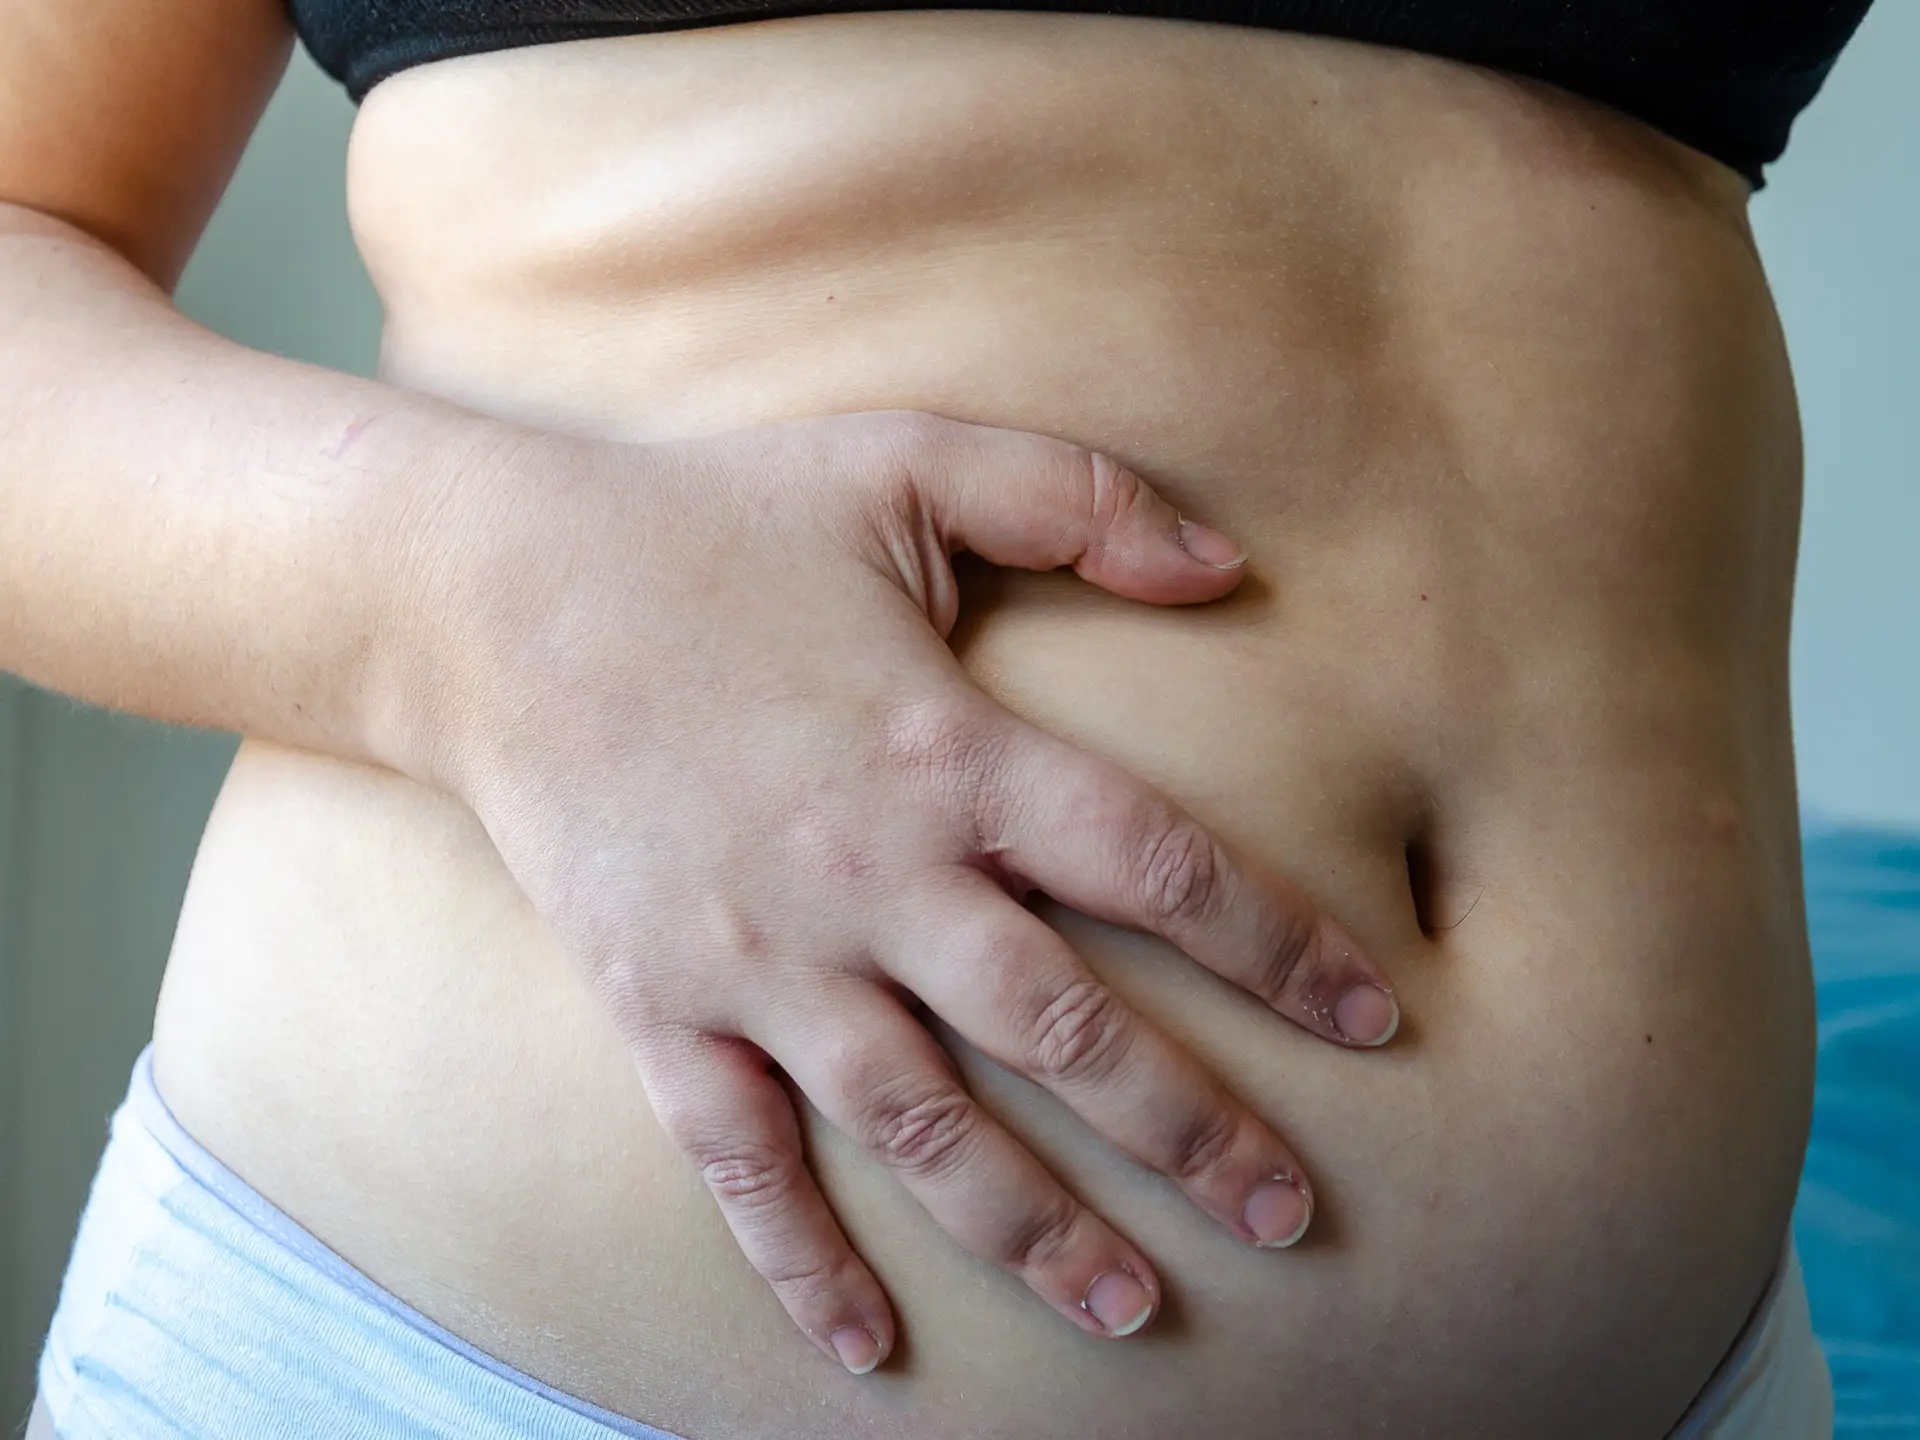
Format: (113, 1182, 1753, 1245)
(1420, 593, 1428, 601)
(1645, 1034, 1654, 1044)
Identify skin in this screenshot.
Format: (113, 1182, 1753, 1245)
(10, 5, 1817, 1440)
(0, 0, 1399, 1389)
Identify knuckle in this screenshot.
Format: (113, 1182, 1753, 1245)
(1245, 909, 1321, 1005)
(644, 1084, 703, 1144)
(1024, 978, 1133, 1086)
(860, 1081, 981, 1181)
(877, 696, 1004, 810)
(757, 1245, 850, 1307)
(1166, 1103, 1243, 1185)
(683, 890, 777, 963)
(1082, 447, 1150, 533)
(782, 809, 880, 894)
(1133, 814, 1226, 928)
(868, 408, 952, 479)
(818, 1037, 900, 1102)
(995, 1193, 1084, 1274)
(697, 1143, 799, 1213)
(820, 410, 942, 525)
(630, 1032, 728, 1134)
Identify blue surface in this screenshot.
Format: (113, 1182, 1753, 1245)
(1796, 822, 1920, 1435)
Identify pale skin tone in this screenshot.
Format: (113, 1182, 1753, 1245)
(12, 5, 1823, 1436)
(0, 0, 1402, 1382)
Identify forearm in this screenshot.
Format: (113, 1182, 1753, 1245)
(0, 201, 511, 768)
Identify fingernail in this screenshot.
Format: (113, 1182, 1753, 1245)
(1177, 515, 1247, 570)
(830, 1325, 882, 1375)
(1083, 1268, 1155, 1336)
(1334, 984, 1400, 1047)
(1243, 1176, 1312, 1248)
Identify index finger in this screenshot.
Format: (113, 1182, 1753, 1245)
(980, 721, 1401, 1048)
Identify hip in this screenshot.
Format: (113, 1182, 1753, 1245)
(44, 1047, 1830, 1438)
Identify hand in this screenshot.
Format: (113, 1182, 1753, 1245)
(409, 410, 1400, 1373)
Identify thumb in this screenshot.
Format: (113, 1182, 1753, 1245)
(906, 417, 1249, 605)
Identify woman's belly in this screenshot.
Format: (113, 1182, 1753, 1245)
(151, 14, 1814, 1438)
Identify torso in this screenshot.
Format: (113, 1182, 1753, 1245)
(151, 16, 1814, 1437)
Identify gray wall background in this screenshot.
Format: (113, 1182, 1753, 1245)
(0, 53, 374, 1429)
(3, 7, 1916, 1425)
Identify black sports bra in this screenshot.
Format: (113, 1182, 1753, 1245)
(287, 1, 1874, 185)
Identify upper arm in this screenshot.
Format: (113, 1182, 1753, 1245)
(0, 0, 295, 287)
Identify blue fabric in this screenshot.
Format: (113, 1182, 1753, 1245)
(1795, 821, 1920, 1437)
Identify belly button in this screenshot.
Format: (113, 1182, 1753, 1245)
(1406, 836, 1484, 938)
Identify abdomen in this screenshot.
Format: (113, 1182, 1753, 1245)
(153, 16, 1814, 1437)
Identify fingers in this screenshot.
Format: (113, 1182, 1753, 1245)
(895, 882, 1316, 1249)
(774, 984, 1166, 1341)
(880, 411, 1249, 606)
(636, 1029, 895, 1374)
(983, 720, 1401, 1049)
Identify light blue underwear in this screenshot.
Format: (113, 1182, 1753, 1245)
(39, 1047, 1828, 1438)
(38, 1048, 678, 1440)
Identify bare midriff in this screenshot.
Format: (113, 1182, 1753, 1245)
(150, 14, 1815, 1439)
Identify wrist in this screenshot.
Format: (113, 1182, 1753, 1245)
(352, 412, 548, 790)
(359, 417, 618, 802)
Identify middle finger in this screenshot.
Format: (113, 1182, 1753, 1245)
(889, 878, 1315, 1250)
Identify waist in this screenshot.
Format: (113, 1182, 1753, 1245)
(156, 17, 1812, 1438)
(42, 1049, 1831, 1440)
